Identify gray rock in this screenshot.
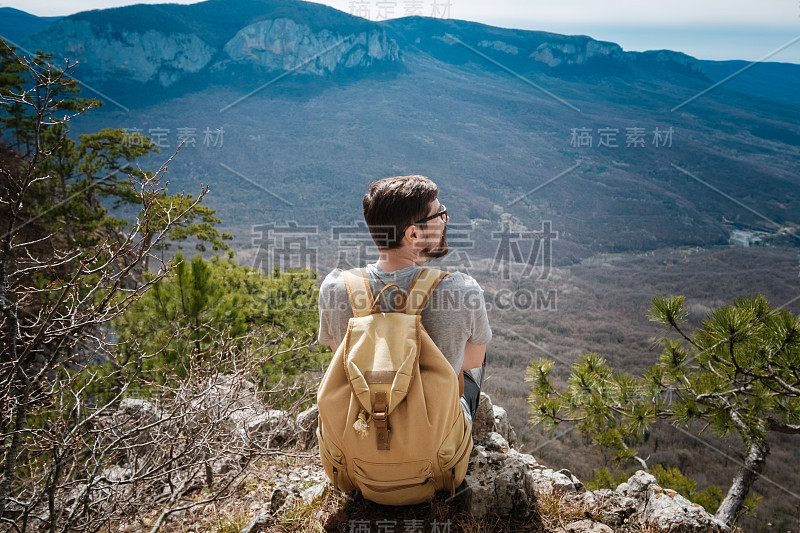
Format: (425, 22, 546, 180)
(301, 483, 326, 505)
(295, 405, 319, 449)
(99, 465, 132, 483)
(491, 404, 517, 446)
(212, 456, 241, 477)
(528, 466, 580, 496)
(462, 446, 532, 519)
(562, 519, 614, 533)
(239, 510, 272, 533)
(27, 17, 400, 89)
(530, 40, 624, 68)
(477, 40, 520, 55)
(29, 20, 214, 86)
(575, 489, 637, 527)
(115, 398, 160, 425)
(616, 470, 657, 498)
(245, 410, 297, 447)
(484, 431, 509, 453)
(615, 471, 726, 532)
(223, 19, 399, 75)
(471, 392, 495, 438)
(472, 392, 517, 446)
(111, 398, 161, 451)
(462, 402, 721, 531)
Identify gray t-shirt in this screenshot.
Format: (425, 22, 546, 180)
(317, 263, 492, 374)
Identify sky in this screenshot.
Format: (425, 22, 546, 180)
(5, 0, 800, 63)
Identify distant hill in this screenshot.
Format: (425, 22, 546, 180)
(0, 7, 61, 45)
(700, 59, 800, 106)
(7, 0, 800, 264)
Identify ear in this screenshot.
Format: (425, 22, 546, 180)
(402, 224, 419, 243)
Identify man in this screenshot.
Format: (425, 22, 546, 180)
(318, 174, 491, 423)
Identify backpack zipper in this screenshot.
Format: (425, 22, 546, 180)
(449, 434, 473, 496)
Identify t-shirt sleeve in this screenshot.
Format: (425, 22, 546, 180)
(317, 269, 351, 347)
(464, 275, 492, 346)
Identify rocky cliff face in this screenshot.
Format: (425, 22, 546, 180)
(26, 16, 400, 87)
(23, 5, 707, 89)
(530, 40, 625, 67)
(30, 19, 216, 86)
(223, 18, 399, 75)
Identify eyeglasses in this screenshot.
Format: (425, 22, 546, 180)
(414, 204, 447, 225)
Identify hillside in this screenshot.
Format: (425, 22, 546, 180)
(13, 0, 800, 264)
(0, 7, 61, 43)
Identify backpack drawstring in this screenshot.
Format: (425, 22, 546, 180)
(353, 409, 370, 438)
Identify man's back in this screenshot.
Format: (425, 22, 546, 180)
(316, 265, 481, 504)
(317, 263, 492, 374)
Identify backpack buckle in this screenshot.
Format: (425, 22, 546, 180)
(374, 392, 390, 450)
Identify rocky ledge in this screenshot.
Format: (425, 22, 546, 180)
(235, 392, 726, 533)
(102, 387, 726, 532)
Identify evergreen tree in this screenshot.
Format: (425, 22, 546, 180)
(0, 40, 33, 152)
(0, 47, 225, 525)
(114, 253, 326, 399)
(528, 294, 800, 526)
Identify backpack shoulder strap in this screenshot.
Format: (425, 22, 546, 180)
(404, 268, 448, 315)
(342, 268, 374, 317)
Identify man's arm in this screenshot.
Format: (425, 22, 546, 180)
(462, 342, 486, 371)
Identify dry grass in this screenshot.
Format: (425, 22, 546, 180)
(277, 489, 547, 533)
(119, 453, 320, 533)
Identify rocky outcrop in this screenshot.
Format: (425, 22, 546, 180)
(460, 393, 725, 532)
(223, 18, 399, 75)
(464, 393, 583, 520)
(530, 39, 624, 67)
(29, 19, 215, 86)
(101, 389, 725, 532)
(478, 40, 520, 55)
(26, 17, 399, 87)
(245, 390, 724, 531)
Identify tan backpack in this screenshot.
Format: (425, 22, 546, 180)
(317, 267, 473, 505)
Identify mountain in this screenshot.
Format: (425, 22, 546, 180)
(20, 0, 397, 88)
(6, 4, 800, 530)
(700, 59, 800, 106)
(11, 0, 800, 266)
(0, 7, 61, 44)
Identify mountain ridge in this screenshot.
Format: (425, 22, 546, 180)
(7, 2, 798, 105)
(3, 0, 799, 263)
(17, 2, 715, 89)
(0, 7, 61, 44)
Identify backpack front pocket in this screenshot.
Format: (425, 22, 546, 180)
(317, 426, 355, 492)
(352, 458, 435, 505)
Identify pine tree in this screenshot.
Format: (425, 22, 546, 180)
(527, 294, 800, 526)
(0, 40, 34, 153)
(0, 47, 222, 524)
(114, 253, 325, 399)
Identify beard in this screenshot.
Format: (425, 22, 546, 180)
(421, 226, 449, 259)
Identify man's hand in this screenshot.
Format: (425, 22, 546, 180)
(462, 342, 486, 371)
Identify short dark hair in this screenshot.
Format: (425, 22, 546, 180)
(363, 175, 439, 250)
